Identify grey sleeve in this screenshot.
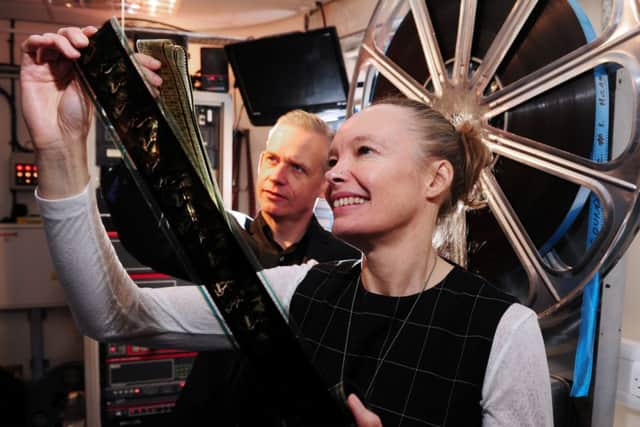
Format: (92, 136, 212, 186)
(481, 304, 554, 427)
(36, 185, 231, 350)
(36, 185, 308, 350)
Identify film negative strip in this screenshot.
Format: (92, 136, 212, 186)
(75, 18, 353, 426)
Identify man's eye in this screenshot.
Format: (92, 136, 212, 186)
(292, 164, 305, 173)
(327, 158, 337, 168)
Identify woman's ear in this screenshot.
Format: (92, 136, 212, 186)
(425, 159, 453, 201)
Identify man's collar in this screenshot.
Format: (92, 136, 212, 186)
(248, 211, 327, 251)
(304, 214, 330, 245)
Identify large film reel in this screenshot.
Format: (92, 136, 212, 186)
(348, 0, 640, 319)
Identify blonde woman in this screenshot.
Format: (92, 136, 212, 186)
(21, 27, 552, 426)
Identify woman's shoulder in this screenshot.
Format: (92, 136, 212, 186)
(443, 264, 520, 306)
(309, 258, 361, 273)
(295, 258, 361, 297)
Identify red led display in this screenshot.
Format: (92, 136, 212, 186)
(14, 163, 38, 186)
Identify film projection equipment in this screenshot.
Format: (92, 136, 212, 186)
(350, 1, 640, 422)
(200, 47, 229, 92)
(350, 0, 640, 320)
(225, 27, 350, 126)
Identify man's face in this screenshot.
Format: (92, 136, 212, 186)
(257, 124, 329, 222)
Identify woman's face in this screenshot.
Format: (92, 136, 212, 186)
(326, 104, 431, 246)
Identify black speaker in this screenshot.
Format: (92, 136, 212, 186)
(200, 47, 229, 92)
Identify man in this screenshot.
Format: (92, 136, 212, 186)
(172, 110, 359, 426)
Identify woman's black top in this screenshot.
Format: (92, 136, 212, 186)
(289, 260, 517, 427)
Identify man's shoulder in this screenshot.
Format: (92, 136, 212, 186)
(228, 210, 253, 230)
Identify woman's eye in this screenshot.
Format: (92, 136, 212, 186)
(357, 146, 372, 155)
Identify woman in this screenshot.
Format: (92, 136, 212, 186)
(21, 27, 552, 426)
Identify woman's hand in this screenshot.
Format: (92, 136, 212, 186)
(20, 25, 162, 198)
(348, 394, 382, 427)
(20, 26, 97, 150)
(21, 27, 163, 149)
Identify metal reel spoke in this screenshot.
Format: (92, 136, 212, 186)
(483, 127, 637, 193)
(361, 42, 435, 106)
(408, 0, 447, 95)
(452, 0, 477, 85)
(470, 0, 539, 96)
(483, 10, 640, 120)
(481, 170, 561, 304)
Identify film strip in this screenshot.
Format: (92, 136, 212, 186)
(75, 18, 353, 426)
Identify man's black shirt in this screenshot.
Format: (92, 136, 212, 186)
(244, 212, 357, 267)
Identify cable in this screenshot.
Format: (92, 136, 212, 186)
(233, 87, 246, 129)
(117, 17, 191, 32)
(316, 1, 327, 28)
(234, 104, 245, 129)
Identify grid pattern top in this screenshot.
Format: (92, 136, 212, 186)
(289, 260, 516, 427)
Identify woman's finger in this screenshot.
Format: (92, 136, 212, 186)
(57, 27, 91, 49)
(140, 66, 163, 88)
(134, 53, 162, 71)
(22, 33, 80, 63)
(80, 26, 98, 37)
(347, 394, 383, 427)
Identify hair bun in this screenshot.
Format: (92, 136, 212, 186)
(456, 121, 491, 209)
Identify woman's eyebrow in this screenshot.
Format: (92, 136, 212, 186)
(329, 134, 382, 156)
(336, 134, 382, 147)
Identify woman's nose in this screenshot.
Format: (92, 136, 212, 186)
(325, 166, 345, 183)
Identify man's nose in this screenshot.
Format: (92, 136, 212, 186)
(269, 163, 288, 183)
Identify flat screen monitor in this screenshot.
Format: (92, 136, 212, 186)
(225, 27, 349, 126)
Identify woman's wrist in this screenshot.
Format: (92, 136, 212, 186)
(35, 142, 90, 199)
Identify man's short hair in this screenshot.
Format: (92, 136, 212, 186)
(267, 110, 332, 144)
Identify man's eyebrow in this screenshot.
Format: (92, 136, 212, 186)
(286, 157, 310, 170)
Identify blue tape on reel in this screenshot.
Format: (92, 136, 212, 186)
(566, 0, 610, 398)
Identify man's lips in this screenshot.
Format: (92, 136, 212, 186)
(262, 189, 287, 200)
